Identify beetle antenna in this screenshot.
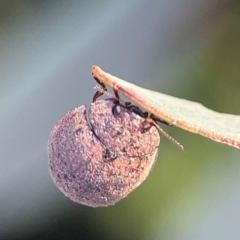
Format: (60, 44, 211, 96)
(146, 118, 184, 150)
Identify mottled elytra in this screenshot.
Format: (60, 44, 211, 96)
(48, 99, 160, 207)
(89, 100, 160, 158)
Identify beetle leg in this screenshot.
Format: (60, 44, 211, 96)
(150, 113, 173, 126)
(92, 77, 107, 102)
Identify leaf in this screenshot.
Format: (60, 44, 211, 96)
(92, 65, 240, 150)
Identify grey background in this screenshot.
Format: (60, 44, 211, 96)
(1, 1, 240, 239)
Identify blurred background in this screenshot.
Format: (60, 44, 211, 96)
(1, 0, 240, 239)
